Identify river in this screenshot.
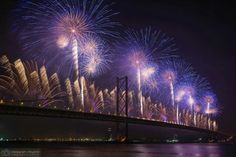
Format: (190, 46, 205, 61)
(1, 143, 236, 157)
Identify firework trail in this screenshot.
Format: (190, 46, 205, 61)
(65, 78, 74, 109)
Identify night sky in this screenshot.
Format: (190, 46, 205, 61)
(0, 0, 235, 135)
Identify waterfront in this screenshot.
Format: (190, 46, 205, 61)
(1, 144, 236, 157)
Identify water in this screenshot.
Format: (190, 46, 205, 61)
(1, 144, 236, 157)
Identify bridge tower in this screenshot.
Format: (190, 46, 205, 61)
(116, 76, 129, 143)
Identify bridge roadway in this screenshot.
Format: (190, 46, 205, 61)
(0, 104, 225, 138)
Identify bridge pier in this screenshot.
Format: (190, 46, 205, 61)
(116, 76, 129, 143)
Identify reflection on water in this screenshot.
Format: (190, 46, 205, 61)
(1, 144, 236, 157)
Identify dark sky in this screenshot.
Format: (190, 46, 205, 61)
(0, 0, 236, 135)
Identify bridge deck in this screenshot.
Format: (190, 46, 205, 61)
(0, 104, 225, 137)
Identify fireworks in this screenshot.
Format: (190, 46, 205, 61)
(15, 0, 118, 108)
(79, 34, 112, 77)
(159, 58, 194, 123)
(1, 0, 220, 131)
(141, 67, 155, 79)
(16, 0, 116, 108)
(115, 27, 176, 115)
(0, 54, 219, 130)
(0, 55, 113, 113)
(162, 70, 175, 106)
(175, 75, 209, 106)
(0, 56, 65, 107)
(203, 92, 217, 114)
(174, 74, 211, 127)
(201, 91, 218, 129)
(15, 0, 118, 79)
